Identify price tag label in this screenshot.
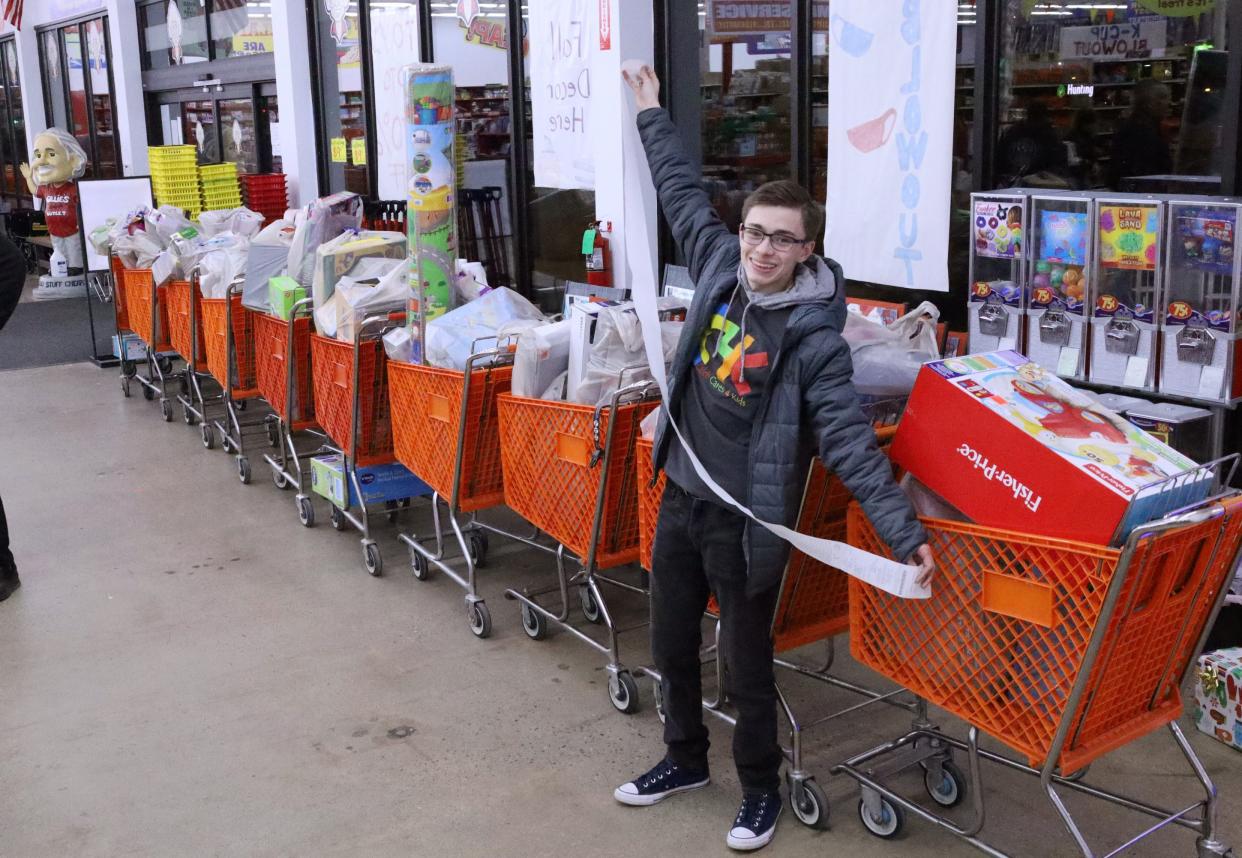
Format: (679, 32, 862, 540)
(1056, 348, 1080, 378)
(351, 138, 367, 166)
(331, 137, 348, 163)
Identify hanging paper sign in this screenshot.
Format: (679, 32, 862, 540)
(1059, 21, 1168, 61)
(825, 0, 955, 292)
(330, 137, 348, 163)
(529, 0, 595, 189)
(1098, 205, 1159, 271)
(351, 137, 367, 166)
(1137, 0, 1215, 17)
(704, 1, 830, 44)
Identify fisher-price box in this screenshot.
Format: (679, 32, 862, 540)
(890, 350, 1207, 546)
(1193, 648, 1242, 752)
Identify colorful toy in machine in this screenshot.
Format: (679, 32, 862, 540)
(1026, 194, 1093, 381)
(968, 192, 1028, 355)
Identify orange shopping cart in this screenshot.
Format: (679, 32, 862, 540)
(390, 343, 535, 639)
(166, 275, 216, 428)
(114, 256, 178, 411)
(499, 380, 659, 713)
(253, 297, 322, 521)
(199, 282, 268, 484)
(834, 456, 1242, 857)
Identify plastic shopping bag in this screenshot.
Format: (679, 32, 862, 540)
(512, 319, 572, 398)
(199, 207, 264, 239)
(286, 192, 363, 288)
(425, 287, 546, 370)
(843, 300, 941, 397)
(326, 257, 409, 342)
(197, 234, 251, 299)
(112, 230, 163, 270)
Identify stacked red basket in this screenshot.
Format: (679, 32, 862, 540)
(241, 174, 289, 226)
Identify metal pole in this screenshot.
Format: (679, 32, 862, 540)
(1220, 0, 1242, 195)
(505, 1, 533, 300)
(790, 0, 811, 187)
(971, 0, 1002, 192)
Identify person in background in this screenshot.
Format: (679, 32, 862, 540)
(0, 230, 24, 601)
(997, 100, 1068, 185)
(617, 65, 934, 853)
(1066, 108, 1101, 189)
(1109, 79, 1172, 189)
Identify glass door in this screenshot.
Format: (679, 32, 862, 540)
(150, 83, 277, 174)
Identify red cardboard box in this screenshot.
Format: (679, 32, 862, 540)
(891, 351, 1205, 545)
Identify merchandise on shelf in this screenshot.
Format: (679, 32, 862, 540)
(891, 350, 1207, 547)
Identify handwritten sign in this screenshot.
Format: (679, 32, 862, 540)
(530, 0, 595, 189)
(351, 138, 367, 166)
(330, 137, 348, 163)
(369, 6, 420, 200)
(1060, 21, 1168, 61)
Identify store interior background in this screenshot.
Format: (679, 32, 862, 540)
(0, 1, 1239, 401)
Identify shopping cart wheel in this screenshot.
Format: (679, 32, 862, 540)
(579, 585, 603, 624)
(156, 355, 174, 376)
(789, 777, 829, 830)
(142, 384, 156, 401)
(181, 404, 196, 426)
(410, 550, 431, 581)
(364, 541, 383, 577)
(178, 374, 189, 397)
(652, 680, 666, 724)
(923, 760, 965, 808)
(520, 602, 547, 641)
(121, 376, 131, 398)
(237, 457, 252, 485)
(272, 467, 289, 490)
(469, 533, 488, 568)
(385, 500, 400, 524)
(265, 419, 280, 448)
(297, 496, 315, 528)
(159, 398, 173, 422)
(608, 671, 640, 715)
(858, 796, 904, 839)
(468, 601, 492, 639)
(201, 423, 216, 450)
(121, 359, 137, 379)
(330, 507, 346, 531)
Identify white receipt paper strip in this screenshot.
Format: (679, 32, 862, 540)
(619, 70, 928, 600)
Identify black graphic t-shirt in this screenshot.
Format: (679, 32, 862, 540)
(665, 289, 791, 504)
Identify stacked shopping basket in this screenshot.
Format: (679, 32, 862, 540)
(200, 163, 243, 212)
(148, 146, 202, 218)
(242, 173, 289, 226)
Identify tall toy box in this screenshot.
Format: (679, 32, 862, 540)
(890, 351, 1208, 546)
(967, 192, 1028, 354)
(1193, 648, 1242, 752)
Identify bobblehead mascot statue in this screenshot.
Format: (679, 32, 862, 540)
(20, 128, 89, 301)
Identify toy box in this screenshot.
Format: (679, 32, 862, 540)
(310, 454, 430, 510)
(1159, 200, 1242, 404)
(968, 192, 1028, 354)
(112, 333, 147, 362)
(1088, 198, 1164, 391)
(312, 230, 407, 310)
(268, 276, 306, 321)
(1026, 195, 1092, 380)
(1193, 648, 1242, 752)
(891, 350, 1207, 546)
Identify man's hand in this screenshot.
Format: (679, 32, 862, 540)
(910, 544, 935, 589)
(622, 63, 661, 112)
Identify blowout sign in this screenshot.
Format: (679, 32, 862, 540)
(704, 1, 831, 42)
(824, 0, 954, 292)
(1059, 21, 1168, 61)
(529, 0, 595, 189)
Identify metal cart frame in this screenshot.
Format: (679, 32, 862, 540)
(202, 281, 270, 484)
(114, 257, 178, 415)
(174, 270, 222, 432)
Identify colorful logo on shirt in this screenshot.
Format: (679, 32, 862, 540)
(696, 302, 769, 403)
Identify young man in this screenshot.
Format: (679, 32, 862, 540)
(0, 230, 25, 601)
(616, 66, 934, 851)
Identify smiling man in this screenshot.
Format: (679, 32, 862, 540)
(617, 66, 934, 852)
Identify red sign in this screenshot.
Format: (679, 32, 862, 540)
(599, 0, 611, 50)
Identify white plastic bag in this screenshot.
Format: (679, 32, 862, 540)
(326, 257, 408, 342)
(572, 306, 650, 406)
(512, 319, 572, 398)
(200, 207, 264, 239)
(425, 287, 546, 370)
(113, 230, 163, 269)
(843, 300, 942, 397)
(286, 192, 363, 288)
(197, 234, 251, 299)
(455, 259, 492, 302)
(383, 325, 416, 364)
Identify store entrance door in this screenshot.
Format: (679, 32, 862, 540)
(147, 82, 280, 174)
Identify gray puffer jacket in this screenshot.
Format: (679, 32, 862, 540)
(639, 107, 927, 596)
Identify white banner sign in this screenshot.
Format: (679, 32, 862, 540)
(825, 0, 954, 292)
(1059, 21, 1168, 61)
(530, 0, 596, 189)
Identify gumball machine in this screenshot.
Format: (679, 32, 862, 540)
(1158, 199, 1241, 405)
(967, 192, 1028, 354)
(1026, 193, 1094, 380)
(1088, 195, 1165, 392)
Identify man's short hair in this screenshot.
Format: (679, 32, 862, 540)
(741, 180, 824, 242)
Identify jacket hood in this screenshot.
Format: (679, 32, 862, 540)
(738, 255, 846, 334)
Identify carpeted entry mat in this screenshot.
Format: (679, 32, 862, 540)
(0, 296, 117, 371)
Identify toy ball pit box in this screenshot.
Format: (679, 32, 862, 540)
(310, 455, 430, 510)
(1193, 648, 1242, 752)
(890, 350, 1207, 546)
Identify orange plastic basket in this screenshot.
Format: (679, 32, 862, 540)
(200, 293, 258, 397)
(497, 393, 654, 569)
(389, 361, 512, 513)
(847, 496, 1242, 773)
(253, 312, 316, 428)
(636, 437, 664, 573)
(110, 256, 131, 334)
(122, 268, 173, 353)
(165, 280, 204, 363)
(310, 333, 393, 466)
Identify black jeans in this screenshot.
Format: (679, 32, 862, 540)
(0, 490, 11, 572)
(650, 481, 782, 794)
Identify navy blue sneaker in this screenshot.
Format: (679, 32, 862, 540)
(726, 791, 782, 851)
(614, 758, 710, 806)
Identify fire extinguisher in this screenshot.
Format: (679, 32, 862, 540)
(584, 220, 612, 287)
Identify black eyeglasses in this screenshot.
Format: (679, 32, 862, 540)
(739, 225, 809, 253)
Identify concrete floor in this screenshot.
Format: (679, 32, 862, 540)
(1, 362, 1239, 858)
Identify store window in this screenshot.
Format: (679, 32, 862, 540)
(995, 0, 1231, 193)
(38, 17, 121, 180)
(311, 0, 373, 197)
(139, 0, 273, 70)
(0, 38, 30, 206)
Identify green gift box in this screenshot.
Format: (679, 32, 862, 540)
(268, 276, 306, 321)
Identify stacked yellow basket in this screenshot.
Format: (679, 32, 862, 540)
(148, 146, 202, 218)
(200, 162, 243, 212)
